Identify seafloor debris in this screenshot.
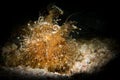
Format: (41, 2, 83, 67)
(1, 5, 119, 77)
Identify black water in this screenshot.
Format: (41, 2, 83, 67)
(0, 1, 119, 80)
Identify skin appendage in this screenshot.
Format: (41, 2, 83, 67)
(1, 5, 119, 79)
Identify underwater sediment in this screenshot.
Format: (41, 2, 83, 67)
(1, 5, 119, 78)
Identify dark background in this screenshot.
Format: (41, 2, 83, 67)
(0, 0, 120, 80)
(0, 1, 119, 45)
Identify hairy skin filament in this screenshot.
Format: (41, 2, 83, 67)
(1, 5, 119, 77)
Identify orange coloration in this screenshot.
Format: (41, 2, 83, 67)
(2, 6, 78, 74)
(1, 5, 118, 76)
(22, 23, 77, 73)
